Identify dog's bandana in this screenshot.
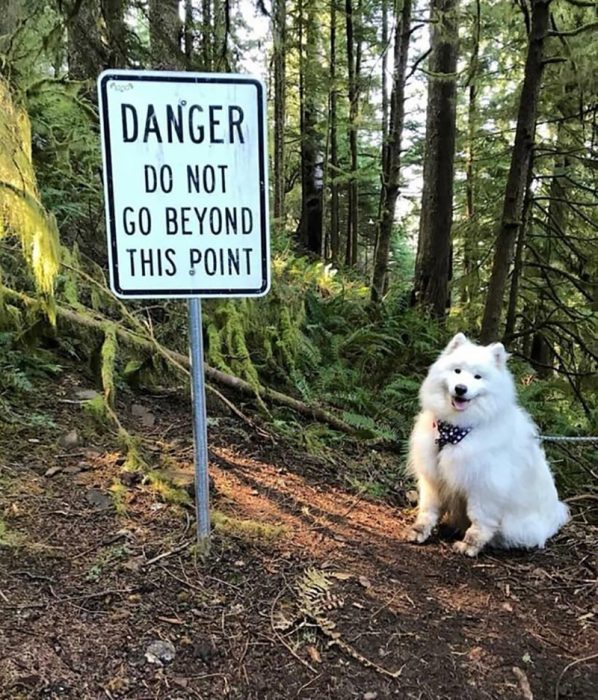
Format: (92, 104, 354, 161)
(434, 420, 472, 449)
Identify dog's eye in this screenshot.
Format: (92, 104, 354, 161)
(474, 374, 482, 380)
(454, 369, 461, 374)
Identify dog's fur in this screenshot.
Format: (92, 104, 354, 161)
(407, 333, 569, 556)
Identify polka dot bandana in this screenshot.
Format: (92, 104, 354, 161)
(434, 420, 472, 449)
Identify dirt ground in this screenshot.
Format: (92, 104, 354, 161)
(0, 370, 596, 699)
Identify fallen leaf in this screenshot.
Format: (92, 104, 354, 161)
(329, 571, 352, 581)
(306, 645, 321, 663)
(358, 576, 372, 589)
(45, 466, 62, 477)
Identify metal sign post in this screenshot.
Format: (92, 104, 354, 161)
(97, 70, 270, 551)
(188, 298, 210, 548)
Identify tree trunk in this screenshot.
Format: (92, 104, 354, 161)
(149, 0, 184, 69)
(184, 0, 194, 64)
(412, 0, 459, 318)
(328, 0, 340, 262)
(67, 0, 105, 79)
(273, 0, 287, 231)
(480, 0, 552, 342)
(101, 0, 127, 68)
(297, 0, 324, 256)
(504, 163, 534, 340)
(345, 0, 360, 267)
(371, 0, 413, 303)
(461, 0, 480, 307)
(201, 0, 213, 70)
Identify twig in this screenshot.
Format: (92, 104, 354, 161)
(555, 652, 598, 700)
(143, 539, 192, 567)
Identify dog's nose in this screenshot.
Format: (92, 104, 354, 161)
(455, 384, 468, 396)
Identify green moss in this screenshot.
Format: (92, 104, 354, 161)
(211, 509, 286, 540)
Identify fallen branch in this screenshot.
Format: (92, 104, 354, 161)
(2, 286, 358, 436)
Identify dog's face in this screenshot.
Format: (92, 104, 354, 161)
(420, 333, 516, 425)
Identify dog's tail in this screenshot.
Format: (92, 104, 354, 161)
(555, 500, 570, 529)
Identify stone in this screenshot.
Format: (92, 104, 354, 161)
(86, 488, 112, 509)
(145, 640, 176, 665)
(59, 430, 80, 450)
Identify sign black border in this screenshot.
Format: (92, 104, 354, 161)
(99, 72, 269, 298)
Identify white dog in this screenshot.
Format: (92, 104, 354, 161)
(407, 333, 569, 556)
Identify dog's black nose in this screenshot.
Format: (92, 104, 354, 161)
(455, 384, 468, 396)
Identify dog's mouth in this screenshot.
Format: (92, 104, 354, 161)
(451, 396, 471, 411)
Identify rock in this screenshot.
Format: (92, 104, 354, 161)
(75, 389, 100, 401)
(63, 465, 84, 475)
(121, 471, 142, 487)
(131, 403, 156, 427)
(364, 693, 378, 700)
(358, 576, 372, 589)
(59, 429, 80, 450)
(141, 412, 156, 428)
(86, 488, 112, 509)
(45, 466, 62, 477)
(145, 640, 176, 665)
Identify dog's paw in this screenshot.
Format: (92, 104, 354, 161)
(407, 524, 431, 544)
(452, 540, 481, 557)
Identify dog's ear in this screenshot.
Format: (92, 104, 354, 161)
(443, 332, 468, 355)
(490, 342, 509, 368)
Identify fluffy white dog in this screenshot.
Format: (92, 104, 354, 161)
(407, 333, 569, 556)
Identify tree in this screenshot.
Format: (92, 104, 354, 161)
(344, 0, 361, 267)
(272, 0, 287, 230)
(371, 0, 413, 302)
(296, 0, 324, 256)
(327, 0, 340, 262)
(101, 0, 128, 68)
(480, 0, 552, 342)
(149, 0, 184, 69)
(412, 0, 459, 318)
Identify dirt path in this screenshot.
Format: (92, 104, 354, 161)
(1, 373, 596, 699)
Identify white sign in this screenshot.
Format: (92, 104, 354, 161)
(97, 70, 270, 298)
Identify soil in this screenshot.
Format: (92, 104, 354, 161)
(0, 370, 596, 700)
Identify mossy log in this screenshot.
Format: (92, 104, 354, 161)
(1, 286, 357, 436)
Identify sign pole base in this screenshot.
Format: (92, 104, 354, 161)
(188, 297, 211, 552)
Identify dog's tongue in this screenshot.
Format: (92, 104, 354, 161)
(452, 397, 469, 411)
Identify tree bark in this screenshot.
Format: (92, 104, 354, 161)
(345, 0, 360, 267)
(297, 0, 324, 256)
(101, 0, 127, 68)
(66, 0, 106, 79)
(184, 0, 194, 64)
(149, 0, 184, 69)
(480, 0, 552, 342)
(328, 0, 340, 262)
(461, 0, 480, 307)
(371, 0, 413, 302)
(412, 0, 459, 318)
(273, 0, 287, 230)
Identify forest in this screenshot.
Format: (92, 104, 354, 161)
(0, 0, 597, 698)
